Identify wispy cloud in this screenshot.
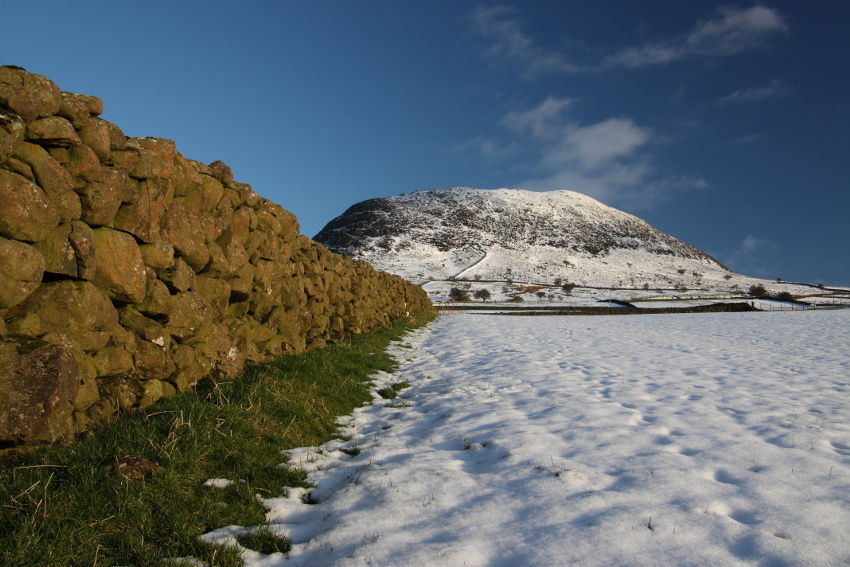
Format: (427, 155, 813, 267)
(728, 132, 767, 146)
(453, 135, 519, 160)
(604, 6, 788, 68)
(718, 79, 792, 104)
(501, 96, 575, 140)
(471, 5, 788, 75)
(469, 5, 582, 76)
(725, 235, 779, 277)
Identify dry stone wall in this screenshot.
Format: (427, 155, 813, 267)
(0, 66, 434, 444)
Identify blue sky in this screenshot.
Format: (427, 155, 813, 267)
(4, 1, 849, 285)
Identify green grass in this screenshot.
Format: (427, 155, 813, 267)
(376, 381, 411, 400)
(0, 311, 435, 566)
(235, 526, 291, 555)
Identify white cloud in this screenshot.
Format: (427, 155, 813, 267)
(718, 79, 792, 104)
(555, 118, 652, 170)
(490, 98, 704, 209)
(501, 98, 651, 170)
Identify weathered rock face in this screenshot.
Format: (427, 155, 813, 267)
(0, 66, 435, 444)
(0, 336, 80, 444)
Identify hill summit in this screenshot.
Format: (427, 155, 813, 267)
(315, 187, 750, 291)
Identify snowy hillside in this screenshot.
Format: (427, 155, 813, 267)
(315, 187, 800, 296)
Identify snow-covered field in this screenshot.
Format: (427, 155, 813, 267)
(205, 310, 850, 566)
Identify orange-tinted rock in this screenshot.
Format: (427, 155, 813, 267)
(77, 166, 130, 227)
(0, 66, 62, 123)
(78, 118, 112, 163)
(0, 169, 60, 241)
(0, 111, 25, 165)
(0, 238, 45, 308)
(127, 137, 175, 179)
(91, 227, 147, 304)
(162, 200, 208, 270)
(112, 178, 166, 243)
(25, 116, 80, 147)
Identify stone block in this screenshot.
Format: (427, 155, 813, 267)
(98, 377, 136, 410)
(59, 144, 102, 189)
(0, 336, 79, 443)
(91, 227, 147, 304)
(175, 173, 222, 217)
(139, 241, 175, 271)
(91, 346, 135, 378)
(8, 280, 118, 351)
(166, 291, 212, 343)
(78, 118, 112, 163)
(195, 276, 230, 321)
(159, 257, 196, 293)
(0, 66, 62, 123)
(162, 200, 208, 271)
(57, 91, 92, 129)
(25, 116, 81, 147)
(133, 339, 170, 381)
(136, 379, 164, 409)
(127, 137, 175, 179)
(0, 111, 25, 165)
(77, 165, 130, 227)
(112, 178, 166, 243)
(137, 275, 173, 318)
(0, 169, 60, 241)
(12, 142, 79, 221)
(0, 238, 45, 308)
(33, 221, 96, 280)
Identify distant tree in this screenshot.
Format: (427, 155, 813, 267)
(774, 291, 794, 302)
(561, 282, 576, 295)
(473, 289, 491, 302)
(536, 291, 546, 301)
(554, 278, 562, 286)
(748, 284, 768, 298)
(449, 287, 471, 302)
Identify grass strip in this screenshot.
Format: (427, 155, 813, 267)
(0, 311, 436, 566)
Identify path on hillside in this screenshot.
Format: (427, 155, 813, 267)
(448, 248, 487, 280)
(204, 311, 850, 567)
